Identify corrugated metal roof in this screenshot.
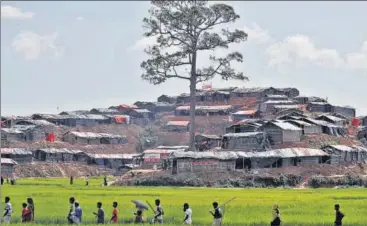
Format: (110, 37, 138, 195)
(166, 121, 190, 126)
(16, 119, 55, 126)
(286, 120, 312, 126)
(170, 151, 238, 160)
(155, 146, 189, 150)
(1, 158, 18, 165)
(133, 109, 151, 113)
(265, 121, 302, 131)
(143, 149, 177, 154)
(223, 132, 265, 138)
(318, 115, 345, 122)
(263, 100, 296, 104)
(273, 105, 302, 110)
(1, 128, 24, 134)
(36, 148, 84, 154)
(302, 118, 339, 127)
(266, 94, 288, 98)
(195, 134, 221, 140)
(1, 148, 32, 155)
(176, 105, 233, 111)
(325, 145, 367, 153)
(90, 108, 120, 114)
(66, 131, 125, 139)
(232, 87, 272, 93)
(238, 148, 328, 158)
(86, 153, 138, 159)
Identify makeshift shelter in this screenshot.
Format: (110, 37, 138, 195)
(165, 121, 189, 132)
(230, 87, 277, 99)
(322, 145, 367, 164)
(169, 151, 237, 174)
(235, 148, 328, 169)
(0, 148, 33, 164)
(231, 110, 258, 122)
(264, 94, 289, 101)
(299, 118, 348, 137)
(259, 121, 303, 144)
(133, 101, 176, 113)
(86, 153, 139, 169)
(331, 105, 356, 118)
(221, 132, 271, 151)
(285, 120, 322, 134)
(175, 105, 233, 116)
(195, 134, 221, 151)
(1, 158, 18, 177)
(90, 108, 120, 115)
(141, 149, 178, 169)
(225, 119, 264, 134)
(307, 102, 332, 113)
(1, 125, 46, 142)
(259, 100, 297, 113)
(316, 114, 347, 126)
(62, 131, 127, 145)
(33, 148, 86, 162)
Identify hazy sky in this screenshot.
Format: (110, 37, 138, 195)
(1, 1, 366, 116)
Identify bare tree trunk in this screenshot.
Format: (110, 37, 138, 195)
(189, 53, 197, 151)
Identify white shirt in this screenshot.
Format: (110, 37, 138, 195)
(184, 208, 192, 224)
(155, 206, 163, 220)
(4, 203, 12, 216)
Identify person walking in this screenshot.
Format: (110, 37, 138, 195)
(182, 203, 192, 225)
(74, 201, 83, 225)
(110, 202, 119, 224)
(93, 202, 105, 224)
(153, 199, 163, 224)
(70, 176, 74, 185)
(209, 202, 222, 226)
(334, 204, 345, 226)
(103, 176, 108, 186)
(271, 204, 281, 226)
(27, 197, 35, 222)
(1, 176, 4, 185)
(21, 203, 32, 223)
(85, 175, 89, 186)
(3, 196, 13, 224)
(67, 197, 76, 224)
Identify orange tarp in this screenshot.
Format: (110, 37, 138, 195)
(114, 116, 127, 124)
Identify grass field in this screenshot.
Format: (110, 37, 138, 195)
(1, 177, 367, 226)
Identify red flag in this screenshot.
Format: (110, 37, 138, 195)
(202, 82, 212, 89)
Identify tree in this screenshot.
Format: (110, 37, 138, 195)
(140, 0, 248, 151)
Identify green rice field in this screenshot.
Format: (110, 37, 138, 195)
(1, 177, 367, 226)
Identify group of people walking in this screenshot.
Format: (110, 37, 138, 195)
(3, 195, 345, 226)
(3, 196, 34, 224)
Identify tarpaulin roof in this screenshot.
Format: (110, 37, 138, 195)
(166, 121, 190, 126)
(263, 100, 296, 104)
(64, 131, 126, 139)
(119, 104, 139, 109)
(1, 158, 18, 165)
(170, 151, 238, 160)
(1, 148, 32, 155)
(233, 110, 257, 115)
(86, 153, 138, 159)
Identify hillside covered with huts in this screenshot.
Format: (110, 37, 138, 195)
(1, 86, 366, 185)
